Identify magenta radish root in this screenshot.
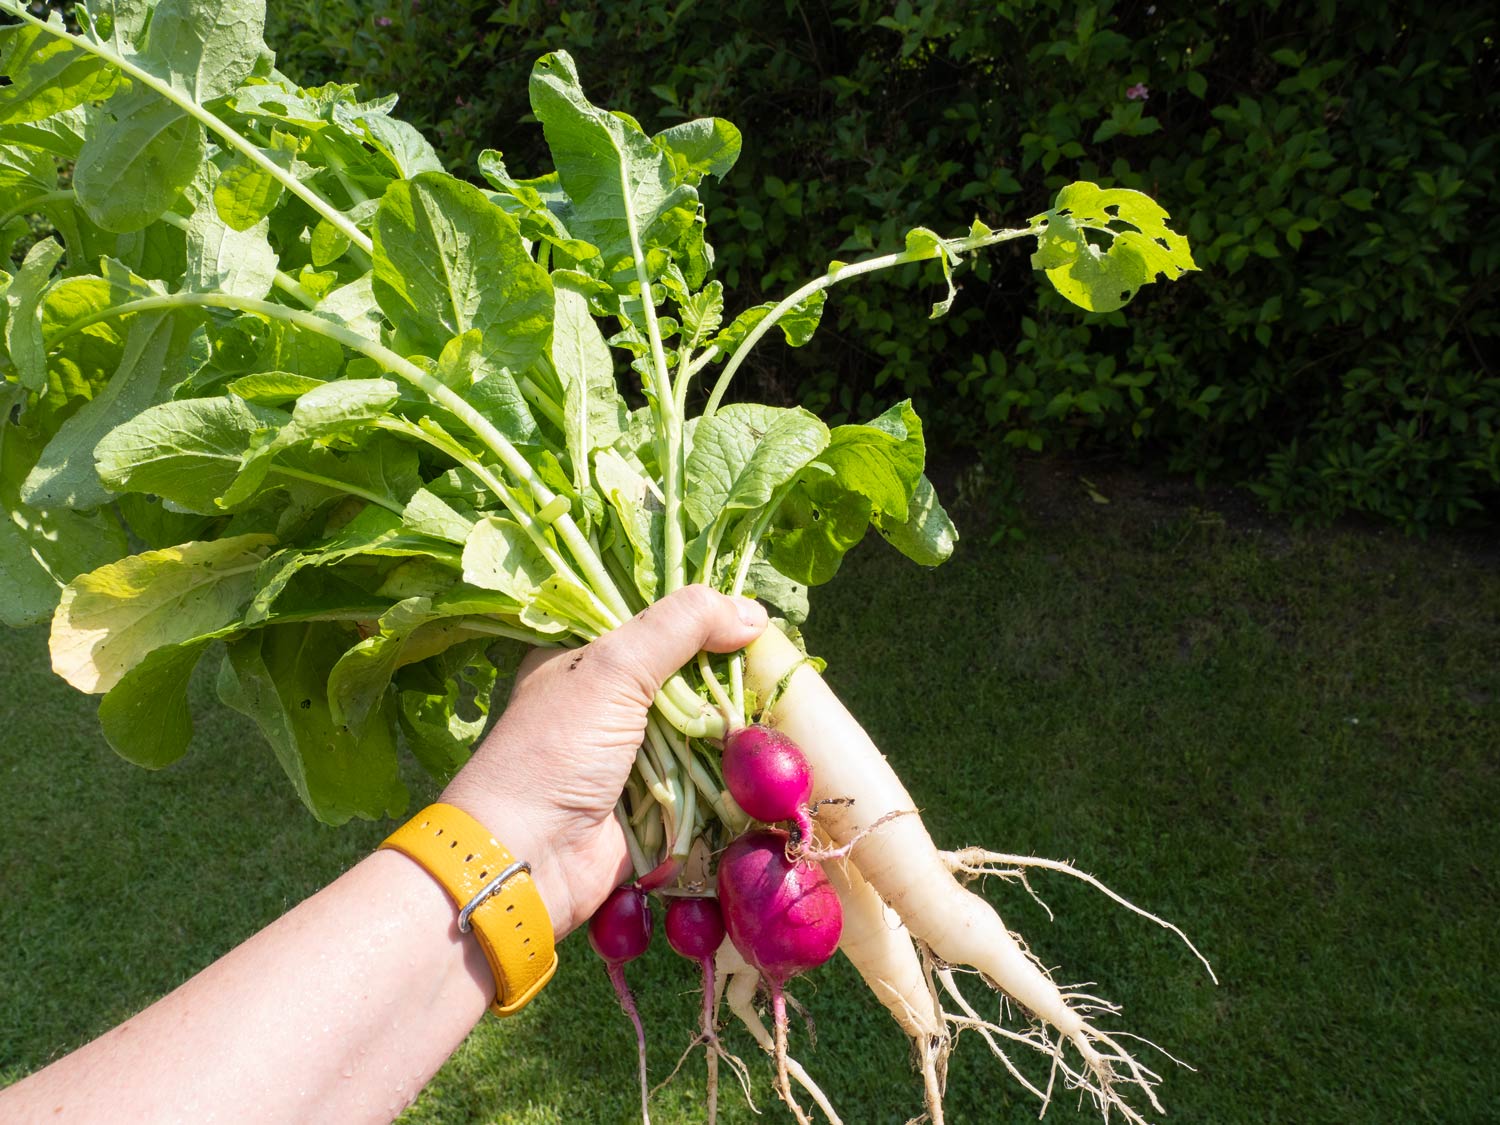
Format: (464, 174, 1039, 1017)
(589, 885, 655, 1125)
(660, 895, 752, 1123)
(716, 828, 843, 1124)
(721, 724, 815, 843)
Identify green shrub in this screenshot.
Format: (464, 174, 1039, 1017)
(267, 0, 1499, 530)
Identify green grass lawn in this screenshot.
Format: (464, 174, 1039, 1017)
(2, 475, 1496, 1123)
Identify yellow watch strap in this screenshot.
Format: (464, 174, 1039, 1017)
(382, 803, 558, 1017)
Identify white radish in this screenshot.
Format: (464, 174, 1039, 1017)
(821, 854, 949, 1124)
(744, 626, 1209, 1122)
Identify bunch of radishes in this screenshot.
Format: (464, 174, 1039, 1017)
(591, 720, 842, 1124)
(589, 630, 1215, 1125)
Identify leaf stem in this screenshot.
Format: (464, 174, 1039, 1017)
(3, 1, 372, 256)
(46, 288, 721, 739)
(703, 222, 1040, 417)
(615, 800, 652, 880)
(604, 131, 684, 593)
(696, 650, 738, 730)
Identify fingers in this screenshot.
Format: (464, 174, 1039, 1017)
(591, 585, 768, 700)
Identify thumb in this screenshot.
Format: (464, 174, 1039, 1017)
(592, 585, 768, 699)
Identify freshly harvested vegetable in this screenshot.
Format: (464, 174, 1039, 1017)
(0, 0, 1205, 1119)
(589, 885, 654, 1124)
(744, 628, 1218, 1123)
(718, 827, 844, 1123)
(721, 724, 814, 841)
(662, 895, 742, 1122)
(820, 854, 949, 1123)
(665, 895, 726, 962)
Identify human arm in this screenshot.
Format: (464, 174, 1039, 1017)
(0, 585, 768, 1124)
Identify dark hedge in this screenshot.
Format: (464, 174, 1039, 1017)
(269, 1, 1499, 531)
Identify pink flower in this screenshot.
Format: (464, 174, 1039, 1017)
(1126, 83, 1149, 101)
(375, 16, 392, 27)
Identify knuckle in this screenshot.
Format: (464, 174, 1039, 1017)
(672, 583, 719, 620)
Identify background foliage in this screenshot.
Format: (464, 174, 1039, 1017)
(266, 0, 1499, 532)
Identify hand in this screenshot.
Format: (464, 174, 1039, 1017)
(439, 585, 768, 939)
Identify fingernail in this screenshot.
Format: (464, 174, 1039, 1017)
(734, 596, 767, 628)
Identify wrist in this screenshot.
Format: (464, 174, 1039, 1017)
(436, 777, 577, 941)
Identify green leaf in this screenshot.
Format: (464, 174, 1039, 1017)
(460, 366, 539, 445)
(0, 21, 119, 126)
(684, 403, 830, 534)
(5, 237, 64, 391)
(595, 447, 663, 603)
(114, 492, 213, 548)
(678, 280, 724, 348)
(310, 216, 351, 266)
(401, 487, 477, 545)
(820, 400, 927, 522)
(0, 424, 127, 628)
(711, 290, 826, 357)
(213, 153, 285, 231)
(373, 172, 553, 370)
(529, 51, 699, 270)
(769, 476, 873, 586)
(68, 0, 268, 230)
(226, 371, 325, 406)
(876, 473, 957, 566)
(522, 573, 613, 638)
(327, 596, 494, 739)
(184, 202, 277, 300)
(460, 516, 611, 635)
(554, 286, 626, 497)
(98, 635, 218, 768)
(217, 622, 408, 825)
(243, 506, 455, 624)
(460, 516, 551, 606)
(395, 641, 498, 784)
(1030, 181, 1197, 312)
(768, 401, 927, 585)
(904, 226, 960, 318)
(357, 111, 445, 179)
(326, 596, 430, 739)
(50, 532, 276, 694)
(97, 395, 287, 512)
(38, 275, 128, 421)
(478, 152, 600, 264)
(74, 97, 205, 233)
(218, 378, 400, 508)
(653, 117, 742, 183)
(22, 312, 198, 509)
(743, 557, 808, 625)
(314, 274, 385, 344)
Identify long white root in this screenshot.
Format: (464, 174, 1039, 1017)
(941, 847, 1217, 983)
(745, 627, 1210, 1123)
(822, 851, 949, 1125)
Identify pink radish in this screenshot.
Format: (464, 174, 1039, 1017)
(716, 828, 842, 1123)
(589, 885, 654, 1124)
(721, 724, 815, 842)
(663, 896, 736, 1122)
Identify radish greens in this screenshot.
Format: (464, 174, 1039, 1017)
(0, 3, 1202, 1117)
